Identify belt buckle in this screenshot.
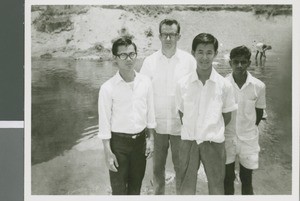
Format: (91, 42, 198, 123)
(132, 135, 137, 139)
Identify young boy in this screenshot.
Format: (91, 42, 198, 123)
(176, 33, 237, 195)
(224, 45, 266, 195)
(98, 37, 156, 195)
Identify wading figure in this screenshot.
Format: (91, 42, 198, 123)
(255, 42, 272, 66)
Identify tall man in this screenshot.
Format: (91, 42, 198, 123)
(140, 19, 196, 194)
(98, 37, 156, 195)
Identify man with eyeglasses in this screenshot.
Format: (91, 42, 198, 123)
(224, 46, 266, 195)
(98, 37, 156, 195)
(140, 19, 196, 195)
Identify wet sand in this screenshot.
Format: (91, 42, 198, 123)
(31, 120, 291, 195)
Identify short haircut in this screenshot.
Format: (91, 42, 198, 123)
(192, 33, 218, 52)
(230, 45, 251, 60)
(159, 19, 181, 34)
(112, 37, 137, 56)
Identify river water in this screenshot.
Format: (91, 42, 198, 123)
(31, 49, 292, 166)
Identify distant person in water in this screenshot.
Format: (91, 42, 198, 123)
(224, 45, 266, 195)
(255, 42, 272, 66)
(98, 37, 156, 195)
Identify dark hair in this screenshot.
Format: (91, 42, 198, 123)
(230, 45, 251, 60)
(112, 37, 137, 56)
(192, 33, 218, 52)
(159, 19, 181, 34)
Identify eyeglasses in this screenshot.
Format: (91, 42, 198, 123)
(160, 33, 178, 39)
(231, 60, 249, 66)
(116, 52, 137, 60)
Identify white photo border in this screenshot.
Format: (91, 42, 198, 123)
(24, 0, 300, 200)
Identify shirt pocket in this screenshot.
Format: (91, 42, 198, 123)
(183, 100, 196, 118)
(182, 100, 196, 135)
(133, 87, 148, 111)
(207, 98, 223, 123)
(244, 100, 256, 122)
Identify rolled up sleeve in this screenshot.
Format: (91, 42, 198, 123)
(256, 84, 266, 109)
(147, 80, 156, 129)
(222, 82, 238, 113)
(98, 85, 112, 139)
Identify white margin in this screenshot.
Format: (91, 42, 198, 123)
(0, 121, 24, 128)
(24, 0, 32, 200)
(24, 0, 299, 201)
(292, 0, 300, 200)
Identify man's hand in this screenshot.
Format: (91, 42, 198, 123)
(104, 151, 119, 172)
(145, 138, 154, 159)
(102, 139, 119, 172)
(145, 128, 155, 159)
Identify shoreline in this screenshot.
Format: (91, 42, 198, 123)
(31, 6, 292, 60)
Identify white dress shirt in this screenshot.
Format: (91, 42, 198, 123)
(140, 49, 196, 135)
(98, 71, 156, 139)
(176, 68, 238, 144)
(225, 72, 266, 141)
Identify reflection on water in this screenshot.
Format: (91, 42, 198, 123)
(31, 51, 290, 165)
(31, 58, 142, 164)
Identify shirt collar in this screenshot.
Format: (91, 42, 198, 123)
(229, 71, 255, 87)
(158, 48, 180, 60)
(245, 71, 256, 85)
(191, 67, 219, 83)
(114, 70, 138, 84)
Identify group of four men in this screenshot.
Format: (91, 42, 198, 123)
(98, 19, 266, 195)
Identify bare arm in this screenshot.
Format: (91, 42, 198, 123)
(255, 108, 264, 126)
(222, 112, 232, 126)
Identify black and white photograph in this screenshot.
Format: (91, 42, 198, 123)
(25, 0, 299, 200)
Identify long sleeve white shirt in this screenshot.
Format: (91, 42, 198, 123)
(140, 49, 196, 135)
(98, 71, 156, 139)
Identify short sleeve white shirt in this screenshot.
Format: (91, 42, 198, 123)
(176, 68, 238, 144)
(225, 72, 266, 141)
(140, 49, 196, 135)
(98, 71, 156, 139)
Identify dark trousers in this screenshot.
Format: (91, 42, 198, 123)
(109, 131, 146, 195)
(178, 140, 226, 195)
(224, 162, 254, 195)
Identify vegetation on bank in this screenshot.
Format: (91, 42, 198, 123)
(32, 5, 292, 59)
(32, 5, 292, 34)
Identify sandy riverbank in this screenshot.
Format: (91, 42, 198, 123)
(31, 5, 292, 60)
(31, 120, 291, 195)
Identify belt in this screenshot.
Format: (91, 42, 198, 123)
(111, 128, 146, 139)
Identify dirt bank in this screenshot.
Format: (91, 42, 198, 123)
(31, 5, 292, 60)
